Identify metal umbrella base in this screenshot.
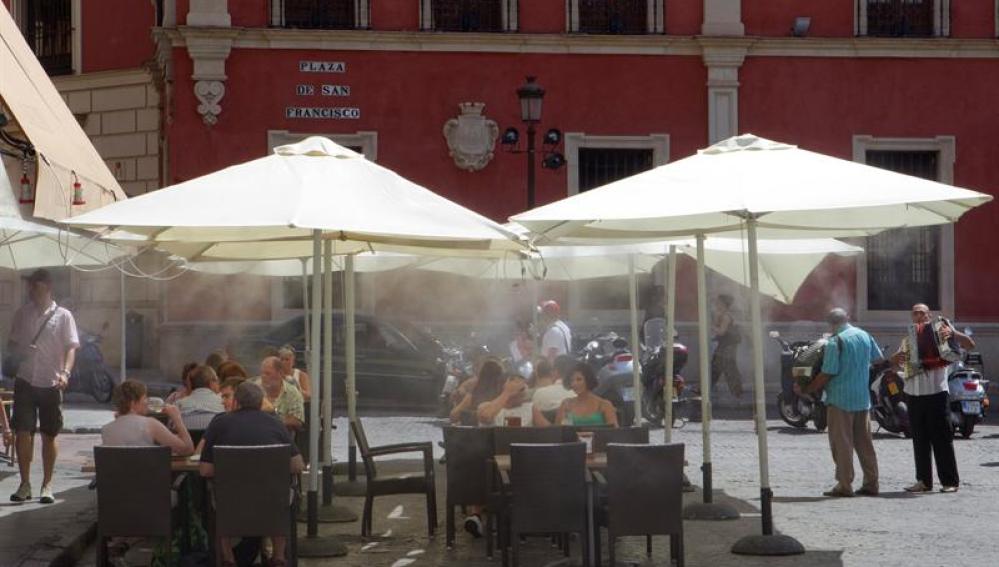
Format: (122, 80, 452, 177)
(683, 501, 741, 521)
(731, 534, 805, 556)
(296, 535, 349, 558)
(297, 504, 358, 524)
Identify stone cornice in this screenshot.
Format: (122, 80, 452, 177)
(51, 68, 153, 92)
(154, 27, 999, 59)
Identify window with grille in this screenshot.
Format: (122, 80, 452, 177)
(21, 0, 73, 76)
(576, 147, 656, 309)
(577, 0, 649, 34)
(577, 147, 654, 193)
(426, 0, 507, 32)
(271, 0, 359, 29)
(865, 150, 940, 311)
(864, 0, 936, 37)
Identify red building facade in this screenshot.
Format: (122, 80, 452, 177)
(5, 0, 999, 376)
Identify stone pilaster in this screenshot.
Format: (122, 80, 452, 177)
(701, 43, 748, 144)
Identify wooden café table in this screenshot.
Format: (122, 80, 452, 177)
(81, 453, 202, 474)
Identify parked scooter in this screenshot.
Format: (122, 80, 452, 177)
(637, 318, 691, 425)
(437, 336, 489, 418)
(869, 357, 910, 436)
(67, 322, 116, 403)
(947, 347, 990, 438)
(585, 331, 637, 423)
(771, 331, 828, 432)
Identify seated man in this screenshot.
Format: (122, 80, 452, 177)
(477, 375, 550, 427)
(254, 357, 304, 433)
(200, 382, 304, 567)
(176, 365, 224, 430)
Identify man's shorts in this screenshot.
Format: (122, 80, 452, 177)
(13, 379, 63, 437)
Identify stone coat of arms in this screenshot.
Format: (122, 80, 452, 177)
(443, 102, 499, 172)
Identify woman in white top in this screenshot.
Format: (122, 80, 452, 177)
(278, 345, 312, 401)
(101, 380, 195, 456)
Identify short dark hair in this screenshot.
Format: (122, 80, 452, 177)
(180, 361, 198, 386)
(553, 354, 576, 387)
(717, 294, 734, 308)
(572, 362, 599, 391)
(217, 361, 248, 380)
(205, 350, 226, 372)
(234, 381, 264, 410)
(26, 269, 52, 285)
(189, 365, 218, 390)
(533, 358, 553, 380)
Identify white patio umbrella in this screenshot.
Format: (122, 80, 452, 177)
(63, 136, 528, 556)
(512, 134, 993, 554)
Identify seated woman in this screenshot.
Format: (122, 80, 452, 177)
(555, 362, 619, 427)
(165, 362, 198, 404)
(278, 345, 312, 401)
(101, 380, 195, 456)
(476, 375, 549, 427)
(449, 357, 505, 425)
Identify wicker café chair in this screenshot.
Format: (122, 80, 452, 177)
(593, 443, 685, 567)
(351, 418, 438, 537)
(442, 426, 497, 552)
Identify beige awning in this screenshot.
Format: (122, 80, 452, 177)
(0, 4, 125, 221)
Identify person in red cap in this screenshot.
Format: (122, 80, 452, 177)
(539, 300, 572, 363)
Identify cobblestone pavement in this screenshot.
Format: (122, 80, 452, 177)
(28, 410, 999, 566)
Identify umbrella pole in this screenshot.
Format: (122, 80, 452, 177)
(302, 259, 311, 378)
(322, 241, 334, 504)
(685, 234, 740, 521)
(732, 218, 804, 556)
(663, 245, 676, 441)
(628, 256, 641, 426)
(345, 255, 358, 481)
(298, 231, 349, 557)
(119, 270, 126, 383)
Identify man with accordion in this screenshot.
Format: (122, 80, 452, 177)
(892, 303, 975, 494)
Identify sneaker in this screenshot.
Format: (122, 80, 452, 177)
(940, 486, 959, 493)
(39, 484, 54, 504)
(904, 481, 932, 493)
(10, 482, 31, 502)
(822, 487, 855, 498)
(463, 515, 483, 538)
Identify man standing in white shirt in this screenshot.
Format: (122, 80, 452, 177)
(539, 300, 571, 363)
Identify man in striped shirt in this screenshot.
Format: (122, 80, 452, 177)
(797, 308, 883, 497)
(892, 303, 975, 494)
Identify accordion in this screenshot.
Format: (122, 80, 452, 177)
(905, 316, 962, 375)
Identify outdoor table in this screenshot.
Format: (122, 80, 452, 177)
(81, 454, 202, 474)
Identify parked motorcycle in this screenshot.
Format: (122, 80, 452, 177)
(67, 322, 116, 403)
(772, 331, 828, 432)
(585, 331, 638, 423)
(869, 357, 910, 436)
(947, 350, 990, 438)
(437, 336, 489, 418)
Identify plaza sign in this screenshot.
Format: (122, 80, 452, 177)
(286, 107, 361, 119)
(290, 61, 358, 119)
(299, 60, 346, 73)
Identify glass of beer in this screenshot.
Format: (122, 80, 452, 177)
(146, 397, 165, 414)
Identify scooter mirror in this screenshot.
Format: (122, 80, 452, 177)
(769, 330, 781, 338)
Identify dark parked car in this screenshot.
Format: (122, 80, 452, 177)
(231, 313, 449, 410)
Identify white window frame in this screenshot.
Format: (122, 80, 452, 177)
(10, 0, 82, 75)
(269, 0, 369, 28)
(855, 0, 950, 37)
(566, 0, 665, 33)
(565, 132, 669, 196)
(853, 135, 956, 323)
(420, 0, 518, 32)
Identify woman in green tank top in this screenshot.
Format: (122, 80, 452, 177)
(555, 362, 619, 427)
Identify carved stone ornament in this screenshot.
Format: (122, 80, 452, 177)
(443, 102, 499, 172)
(194, 80, 225, 126)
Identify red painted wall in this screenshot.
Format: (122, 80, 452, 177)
(740, 57, 999, 319)
(666, 0, 703, 36)
(519, 1, 565, 34)
(168, 50, 707, 223)
(229, 1, 268, 28)
(371, 0, 419, 30)
(950, 0, 996, 39)
(742, 0, 854, 37)
(81, 0, 156, 72)
(176, 0, 189, 25)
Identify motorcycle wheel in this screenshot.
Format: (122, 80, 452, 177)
(812, 404, 828, 432)
(91, 369, 114, 403)
(959, 415, 976, 439)
(642, 392, 665, 424)
(776, 393, 808, 428)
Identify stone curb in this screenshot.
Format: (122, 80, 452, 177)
(47, 521, 97, 567)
